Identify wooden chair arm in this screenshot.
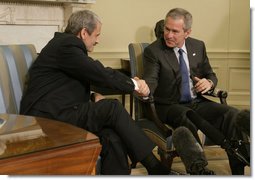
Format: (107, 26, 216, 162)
(206, 88, 228, 105)
(134, 95, 172, 137)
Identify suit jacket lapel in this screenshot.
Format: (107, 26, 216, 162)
(185, 38, 197, 75)
(163, 48, 179, 74)
(163, 47, 182, 90)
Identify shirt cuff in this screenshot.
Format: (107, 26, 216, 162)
(131, 78, 139, 91)
(207, 79, 214, 89)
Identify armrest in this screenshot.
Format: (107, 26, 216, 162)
(206, 88, 228, 105)
(134, 95, 172, 137)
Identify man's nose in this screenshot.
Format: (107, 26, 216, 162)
(165, 31, 174, 38)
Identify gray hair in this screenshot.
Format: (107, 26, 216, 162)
(65, 10, 101, 35)
(165, 8, 192, 31)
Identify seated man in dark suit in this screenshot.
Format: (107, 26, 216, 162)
(20, 10, 170, 175)
(143, 8, 250, 175)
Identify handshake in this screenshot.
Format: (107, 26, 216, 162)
(90, 77, 150, 103)
(133, 77, 150, 97)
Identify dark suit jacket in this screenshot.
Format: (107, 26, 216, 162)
(143, 37, 217, 105)
(20, 32, 135, 120)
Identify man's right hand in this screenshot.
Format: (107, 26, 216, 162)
(133, 77, 150, 97)
(91, 92, 105, 102)
(94, 93, 105, 102)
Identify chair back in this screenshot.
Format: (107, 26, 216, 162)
(0, 44, 38, 114)
(128, 43, 149, 121)
(129, 43, 149, 78)
(128, 42, 175, 154)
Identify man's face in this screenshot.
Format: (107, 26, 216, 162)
(82, 22, 102, 52)
(163, 17, 191, 48)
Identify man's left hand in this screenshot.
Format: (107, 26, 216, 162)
(193, 77, 213, 94)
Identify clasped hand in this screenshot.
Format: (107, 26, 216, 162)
(133, 77, 150, 97)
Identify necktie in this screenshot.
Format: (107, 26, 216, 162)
(178, 49, 192, 102)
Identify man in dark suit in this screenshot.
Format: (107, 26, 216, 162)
(19, 10, 170, 175)
(143, 8, 250, 175)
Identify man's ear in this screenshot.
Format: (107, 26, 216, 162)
(185, 29, 192, 39)
(80, 28, 88, 39)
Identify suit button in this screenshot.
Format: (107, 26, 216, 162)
(73, 106, 78, 110)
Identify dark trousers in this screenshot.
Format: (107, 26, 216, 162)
(27, 99, 155, 175)
(98, 128, 130, 175)
(156, 97, 250, 175)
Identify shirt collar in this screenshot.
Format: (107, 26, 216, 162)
(174, 41, 187, 55)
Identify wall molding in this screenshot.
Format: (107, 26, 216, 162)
(90, 50, 250, 66)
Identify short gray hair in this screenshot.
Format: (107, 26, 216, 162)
(165, 8, 192, 31)
(65, 10, 101, 35)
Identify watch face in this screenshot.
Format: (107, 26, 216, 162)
(0, 118, 6, 128)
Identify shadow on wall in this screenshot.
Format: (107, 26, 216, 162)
(135, 26, 156, 43)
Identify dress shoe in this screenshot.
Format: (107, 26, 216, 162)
(189, 167, 215, 175)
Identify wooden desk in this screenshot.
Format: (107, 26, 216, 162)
(0, 114, 101, 175)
